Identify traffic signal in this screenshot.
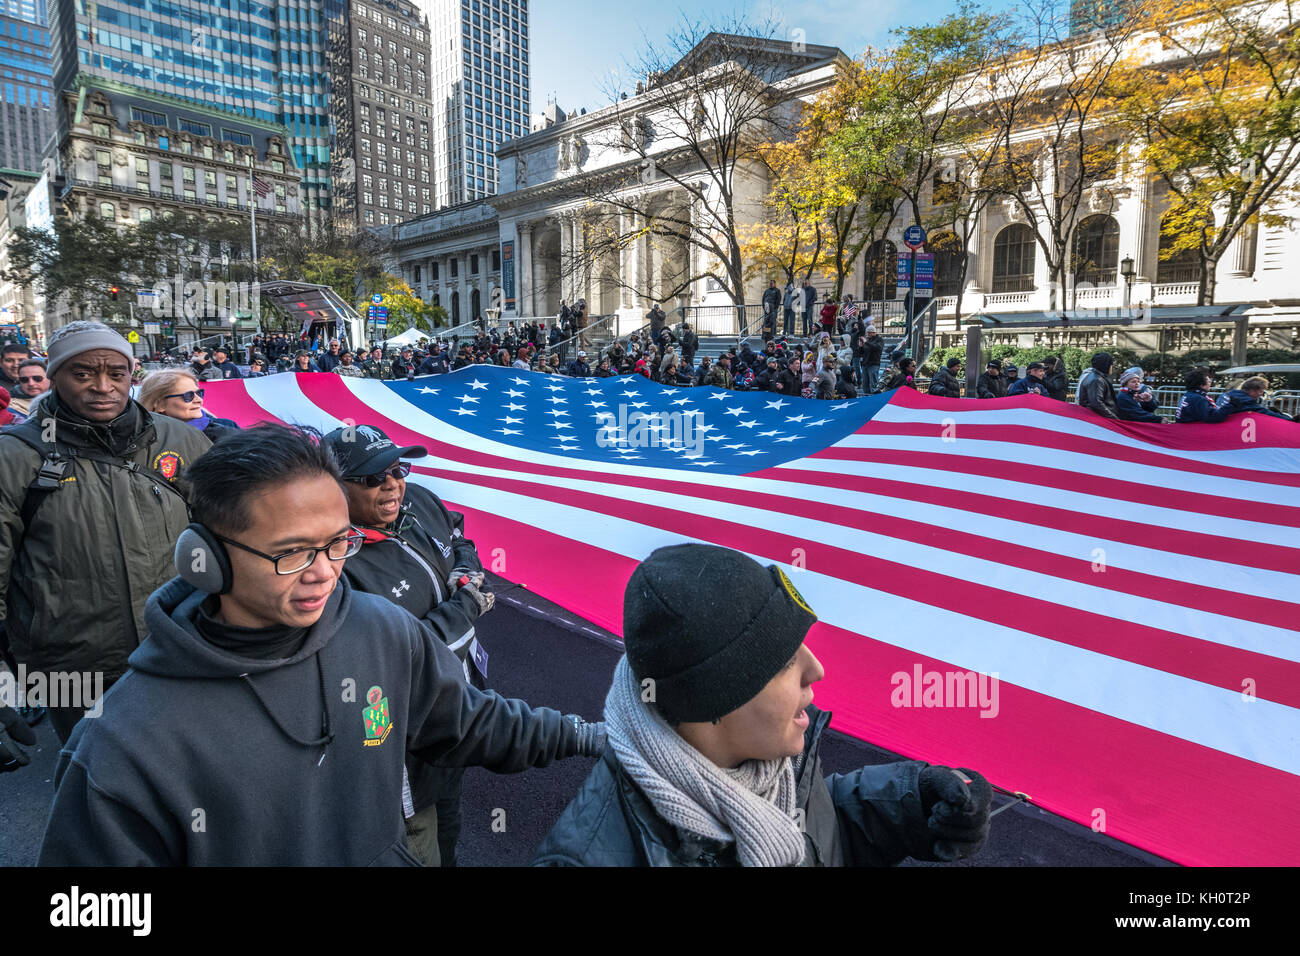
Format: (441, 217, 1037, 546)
(110, 286, 119, 301)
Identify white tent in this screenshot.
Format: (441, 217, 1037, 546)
(383, 326, 426, 349)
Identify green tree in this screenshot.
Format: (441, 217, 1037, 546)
(3, 217, 137, 319)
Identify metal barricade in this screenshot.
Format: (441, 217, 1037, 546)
(1267, 389, 1300, 418)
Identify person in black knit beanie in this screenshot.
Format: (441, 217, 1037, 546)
(534, 542, 993, 867)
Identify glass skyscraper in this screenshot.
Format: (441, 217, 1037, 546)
(0, 0, 53, 175)
(427, 0, 529, 208)
(46, 0, 336, 221)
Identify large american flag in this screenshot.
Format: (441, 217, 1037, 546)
(204, 367, 1300, 866)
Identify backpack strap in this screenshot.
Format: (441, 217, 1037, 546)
(1, 425, 67, 555)
(1, 425, 189, 552)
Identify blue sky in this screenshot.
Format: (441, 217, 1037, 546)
(528, 0, 1007, 116)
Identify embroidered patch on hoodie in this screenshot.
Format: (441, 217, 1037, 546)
(362, 685, 393, 746)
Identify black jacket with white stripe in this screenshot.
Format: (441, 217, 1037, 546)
(344, 482, 490, 815)
(344, 482, 487, 687)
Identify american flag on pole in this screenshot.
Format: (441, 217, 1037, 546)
(204, 367, 1300, 865)
(252, 176, 272, 198)
(842, 300, 858, 322)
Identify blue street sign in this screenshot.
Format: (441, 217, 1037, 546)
(371, 294, 383, 305)
(896, 252, 935, 294)
(903, 225, 927, 250)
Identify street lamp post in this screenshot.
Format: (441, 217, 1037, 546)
(1120, 255, 1135, 310)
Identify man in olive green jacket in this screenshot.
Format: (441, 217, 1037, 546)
(0, 322, 211, 743)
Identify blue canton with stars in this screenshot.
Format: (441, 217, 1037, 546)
(384, 366, 891, 476)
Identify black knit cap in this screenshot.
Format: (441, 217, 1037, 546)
(622, 543, 818, 723)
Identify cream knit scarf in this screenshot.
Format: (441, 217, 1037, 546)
(604, 656, 805, 867)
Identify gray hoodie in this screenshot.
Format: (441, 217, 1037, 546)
(39, 575, 594, 866)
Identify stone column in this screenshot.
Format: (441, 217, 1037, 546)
(518, 222, 534, 316)
(533, 224, 551, 317)
(620, 210, 640, 311)
(457, 251, 469, 326)
(572, 217, 588, 306)
(638, 212, 653, 306)
(963, 213, 983, 294)
(1229, 220, 1257, 278)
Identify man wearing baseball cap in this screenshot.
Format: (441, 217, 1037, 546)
(0, 321, 211, 743)
(565, 349, 590, 378)
(533, 543, 992, 867)
(323, 423, 494, 866)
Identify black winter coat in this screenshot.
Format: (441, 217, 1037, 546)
(532, 707, 932, 867)
(1176, 389, 1226, 423)
(928, 366, 962, 398)
(1043, 369, 1070, 401)
(1216, 388, 1293, 420)
(1076, 369, 1119, 419)
(857, 337, 884, 368)
(976, 372, 1006, 400)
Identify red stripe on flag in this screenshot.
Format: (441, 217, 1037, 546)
(425, 460, 1299, 631)
(761, 463, 1300, 571)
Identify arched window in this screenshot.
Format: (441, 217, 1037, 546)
(1072, 214, 1119, 286)
(1156, 210, 1211, 284)
(99, 202, 115, 221)
(137, 207, 152, 223)
(450, 291, 460, 325)
(470, 288, 481, 321)
(862, 239, 898, 301)
(992, 224, 1036, 293)
(930, 231, 963, 297)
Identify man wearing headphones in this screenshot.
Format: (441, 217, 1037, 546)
(38, 423, 606, 866)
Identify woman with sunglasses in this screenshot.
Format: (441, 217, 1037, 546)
(322, 423, 495, 868)
(138, 370, 241, 443)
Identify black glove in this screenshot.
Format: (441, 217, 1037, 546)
(568, 716, 607, 757)
(0, 705, 34, 774)
(918, 766, 992, 861)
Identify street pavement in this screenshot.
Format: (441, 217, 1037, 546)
(0, 582, 1170, 867)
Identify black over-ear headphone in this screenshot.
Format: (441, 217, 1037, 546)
(173, 523, 234, 594)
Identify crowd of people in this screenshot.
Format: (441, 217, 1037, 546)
(0, 320, 995, 868)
